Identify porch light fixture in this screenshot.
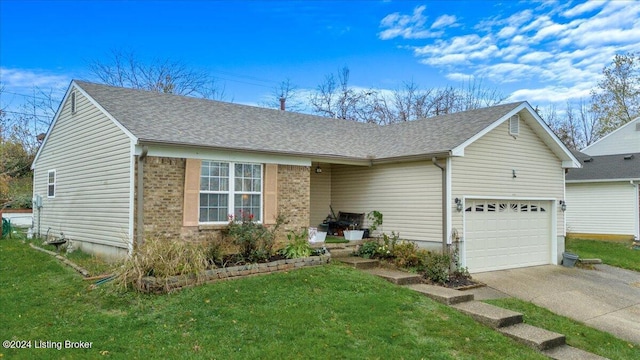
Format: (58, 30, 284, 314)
(559, 200, 567, 212)
(454, 198, 463, 212)
(315, 165, 322, 174)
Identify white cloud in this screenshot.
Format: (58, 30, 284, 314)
(519, 51, 554, 63)
(508, 85, 592, 104)
(445, 72, 473, 81)
(0, 68, 70, 115)
(378, 5, 447, 39)
(562, 0, 606, 18)
(0, 67, 70, 91)
(431, 14, 457, 29)
(381, 0, 640, 110)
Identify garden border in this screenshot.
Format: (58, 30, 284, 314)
(141, 254, 332, 293)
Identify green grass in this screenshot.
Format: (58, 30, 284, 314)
(566, 238, 640, 272)
(325, 235, 349, 243)
(0, 238, 548, 360)
(486, 298, 639, 360)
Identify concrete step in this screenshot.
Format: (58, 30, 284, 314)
(543, 345, 609, 360)
(499, 323, 565, 351)
(336, 257, 379, 269)
(452, 301, 523, 328)
(329, 248, 356, 258)
(365, 268, 422, 285)
(405, 284, 474, 305)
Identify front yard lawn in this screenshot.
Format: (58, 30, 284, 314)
(0, 238, 547, 359)
(486, 298, 639, 360)
(566, 237, 640, 272)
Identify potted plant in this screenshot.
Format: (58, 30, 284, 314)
(343, 224, 364, 241)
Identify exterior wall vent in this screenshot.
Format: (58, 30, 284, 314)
(636, 122, 640, 131)
(509, 114, 520, 136)
(71, 91, 77, 114)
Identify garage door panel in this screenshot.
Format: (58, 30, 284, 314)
(465, 199, 552, 273)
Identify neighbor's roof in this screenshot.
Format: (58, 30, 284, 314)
(567, 151, 640, 182)
(72, 80, 568, 164)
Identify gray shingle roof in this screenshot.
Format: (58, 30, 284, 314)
(566, 151, 640, 181)
(75, 80, 525, 161)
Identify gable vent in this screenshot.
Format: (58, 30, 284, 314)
(71, 91, 77, 114)
(509, 114, 520, 136)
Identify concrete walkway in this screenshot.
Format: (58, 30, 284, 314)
(464, 265, 640, 345)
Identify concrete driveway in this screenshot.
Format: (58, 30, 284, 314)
(463, 265, 640, 345)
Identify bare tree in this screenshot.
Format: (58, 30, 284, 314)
(88, 49, 225, 100)
(309, 66, 371, 121)
(539, 99, 600, 150)
(458, 76, 507, 111)
(591, 52, 640, 136)
(260, 78, 306, 112)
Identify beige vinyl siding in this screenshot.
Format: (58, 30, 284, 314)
(451, 119, 565, 235)
(310, 163, 331, 227)
(33, 89, 133, 252)
(566, 182, 638, 236)
(330, 161, 442, 243)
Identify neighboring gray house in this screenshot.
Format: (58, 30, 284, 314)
(581, 117, 640, 156)
(565, 118, 640, 240)
(32, 81, 579, 273)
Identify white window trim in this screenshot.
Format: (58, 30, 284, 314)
(199, 161, 263, 224)
(47, 169, 56, 198)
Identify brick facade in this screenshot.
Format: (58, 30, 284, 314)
(277, 165, 310, 234)
(136, 157, 310, 246)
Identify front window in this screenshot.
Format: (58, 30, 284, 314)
(199, 161, 262, 223)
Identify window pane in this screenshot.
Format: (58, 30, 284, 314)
(201, 164, 209, 177)
(234, 194, 260, 222)
(200, 178, 209, 191)
(199, 194, 229, 222)
(200, 193, 209, 206)
(199, 209, 209, 223)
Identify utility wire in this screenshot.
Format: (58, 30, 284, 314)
(1, 90, 58, 102)
(1, 110, 52, 120)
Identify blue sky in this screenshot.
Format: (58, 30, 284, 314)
(1, 0, 639, 117)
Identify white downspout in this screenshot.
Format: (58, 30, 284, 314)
(136, 145, 148, 248)
(432, 157, 448, 253)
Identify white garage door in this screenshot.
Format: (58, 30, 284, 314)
(464, 199, 552, 273)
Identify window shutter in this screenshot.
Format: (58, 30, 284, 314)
(183, 159, 201, 227)
(263, 164, 278, 225)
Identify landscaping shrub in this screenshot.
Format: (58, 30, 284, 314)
(281, 229, 312, 259)
(113, 237, 209, 292)
(227, 211, 283, 263)
(392, 241, 428, 269)
(423, 251, 451, 284)
(357, 240, 380, 258)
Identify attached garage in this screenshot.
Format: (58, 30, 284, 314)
(464, 199, 554, 273)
